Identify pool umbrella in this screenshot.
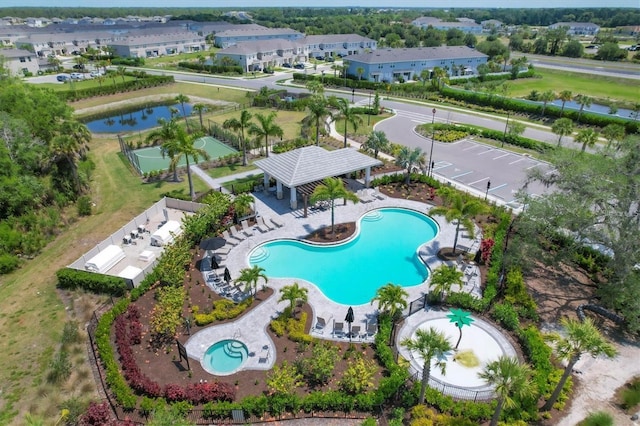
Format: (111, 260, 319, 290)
(224, 267, 232, 283)
(211, 257, 219, 270)
(200, 237, 226, 251)
(345, 306, 355, 342)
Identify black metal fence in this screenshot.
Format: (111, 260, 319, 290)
(407, 293, 429, 317)
(408, 372, 495, 402)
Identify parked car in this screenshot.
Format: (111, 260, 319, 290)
(293, 63, 305, 69)
(56, 73, 70, 82)
(70, 72, 84, 80)
(72, 64, 85, 70)
(282, 63, 292, 68)
(90, 70, 104, 77)
(315, 56, 325, 61)
(263, 68, 274, 74)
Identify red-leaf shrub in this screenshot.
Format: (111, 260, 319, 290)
(480, 238, 495, 264)
(164, 383, 187, 401)
(185, 382, 236, 404)
(79, 401, 114, 425)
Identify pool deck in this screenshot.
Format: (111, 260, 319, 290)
(185, 187, 483, 375)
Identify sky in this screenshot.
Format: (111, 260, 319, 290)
(5, 0, 639, 8)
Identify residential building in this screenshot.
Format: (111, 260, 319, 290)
(215, 39, 306, 71)
(0, 48, 39, 76)
(213, 27, 303, 48)
(304, 34, 377, 59)
(110, 32, 206, 58)
(344, 46, 488, 83)
(412, 17, 483, 34)
(549, 22, 600, 36)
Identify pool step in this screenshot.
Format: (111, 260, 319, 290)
(363, 210, 384, 221)
(223, 342, 247, 359)
(249, 247, 270, 262)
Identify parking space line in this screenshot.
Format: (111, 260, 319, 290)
(493, 153, 510, 160)
(469, 177, 490, 186)
(451, 171, 473, 179)
(509, 158, 526, 165)
(488, 183, 507, 192)
(478, 149, 494, 155)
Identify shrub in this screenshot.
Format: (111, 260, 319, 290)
(0, 253, 20, 274)
(47, 350, 71, 384)
(580, 411, 614, 426)
(620, 377, 640, 410)
(491, 302, 520, 331)
(193, 297, 252, 326)
(56, 267, 127, 296)
(77, 195, 92, 216)
(79, 401, 113, 425)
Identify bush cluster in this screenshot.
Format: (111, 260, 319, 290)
(178, 61, 243, 75)
(192, 298, 252, 326)
(56, 267, 127, 296)
(58, 75, 174, 102)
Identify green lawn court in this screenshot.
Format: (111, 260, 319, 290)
(132, 136, 237, 174)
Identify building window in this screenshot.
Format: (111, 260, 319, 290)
(19, 57, 26, 62)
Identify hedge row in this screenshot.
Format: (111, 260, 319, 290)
(177, 61, 243, 75)
(56, 267, 127, 296)
(57, 75, 174, 102)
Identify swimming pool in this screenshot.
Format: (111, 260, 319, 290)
(202, 339, 249, 376)
(249, 208, 438, 305)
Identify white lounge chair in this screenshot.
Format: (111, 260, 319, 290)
(221, 230, 238, 246)
(256, 216, 274, 232)
(240, 220, 254, 237)
(333, 321, 345, 338)
(358, 189, 374, 203)
(314, 317, 327, 334)
(349, 325, 361, 340)
(372, 187, 386, 200)
(229, 226, 246, 242)
(269, 216, 284, 228)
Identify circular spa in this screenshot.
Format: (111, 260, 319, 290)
(202, 339, 249, 376)
(249, 208, 439, 305)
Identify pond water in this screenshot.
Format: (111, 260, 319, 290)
(545, 99, 638, 120)
(84, 104, 193, 133)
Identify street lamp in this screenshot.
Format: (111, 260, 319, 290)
(351, 88, 355, 103)
(502, 111, 510, 147)
(428, 108, 436, 177)
(367, 90, 372, 126)
(321, 70, 325, 84)
(485, 180, 491, 201)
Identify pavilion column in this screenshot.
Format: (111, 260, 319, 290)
(263, 173, 270, 193)
(276, 181, 283, 200)
(290, 186, 297, 209)
(364, 166, 372, 188)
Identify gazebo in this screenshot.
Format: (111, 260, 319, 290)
(254, 146, 382, 209)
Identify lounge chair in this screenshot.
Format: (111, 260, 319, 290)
(350, 325, 361, 340)
(333, 321, 344, 338)
(217, 245, 232, 256)
(256, 216, 274, 232)
(221, 230, 238, 246)
(372, 187, 386, 200)
(365, 322, 377, 339)
(229, 226, 246, 242)
(269, 216, 284, 228)
(240, 220, 254, 237)
(358, 189, 374, 203)
(314, 317, 327, 334)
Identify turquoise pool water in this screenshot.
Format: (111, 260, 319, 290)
(249, 208, 438, 305)
(202, 339, 249, 375)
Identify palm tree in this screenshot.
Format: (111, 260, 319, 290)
(363, 130, 389, 160)
(306, 80, 324, 96)
(232, 193, 254, 218)
(401, 327, 453, 404)
(431, 67, 448, 90)
(331, 97, 363, 148)
(48, 56, 61, 71)
(551, 118, 574, 147)
(223, 110, 253, 166)
(236, 265, 268, 298)
(356, 66, 365, 81)
(575, 128, 599, 153)
(419, 68, 431, 86)
(576, 95, 593, 123)
(248, 112, 283, 158)
(539, 90, 555, 118)
(601, 124, 625, 150)
(60, 120, 92, 159)
(541, 318, 617, 412)
(175, 94, 191, 133)
(395, 146, 426, 185)
(429, 265, 464, 303)
(50, 134, 83, 193)
(192, 103, 208, 130)
(430, 190, 485, 254)
(370, 283, 409, 322)
(305, 95, 333, 146)
(558, 90, 572, 114)
(479, 356, 536, 426)
(116, 65, 126, 83)
(162, 126, 210, 200)
(146, 118, 180, 180)
(309, 177, 359, 234)
(279, 282, 308, 313)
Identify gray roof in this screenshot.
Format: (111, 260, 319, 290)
(215, 27, 302, 37)
(345, 46, 488, 64)
(0, 48, 36, 58)
(303, 34, 375, 44)
(220, 38, 300, 54)
(254, 146, 382, 188)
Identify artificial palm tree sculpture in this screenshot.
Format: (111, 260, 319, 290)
(541, 317, 616, 412)
(401, 327, 453, 404)
(446, 308, 474, 350)
(479, 356, 536, 426)
(309, 177, 359, 235)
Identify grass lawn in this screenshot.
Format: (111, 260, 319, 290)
(334, 112, 393, 138)
(507, 68, 639, 104)
(0, 135, 206, 424)
(38, 75, 137, 92)
(143, 49, 219, 67)
(207, 108, 307, 141)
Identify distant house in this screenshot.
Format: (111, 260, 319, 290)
(213, 27, 303, 48)
(412, 17, 483, 34)
(549, 22, 600, 36)
(304, 34, 377, 59)
(110, 32, 206, 58)
(344, 46, 488, 83)
(481, 19, 504, 32)
(216, 39, 306, 72)
(0, 48, 40, 76)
